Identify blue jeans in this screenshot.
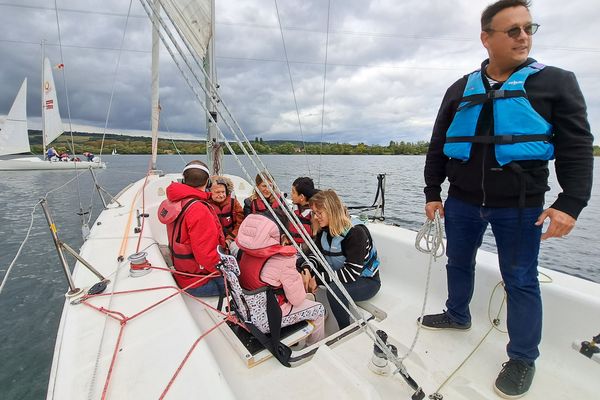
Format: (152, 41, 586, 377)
(185, 277, 225, 297)
(444, 196, 542, 363)
(327, 275, 381, 329)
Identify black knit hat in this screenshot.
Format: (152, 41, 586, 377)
(293, 177, 318, 199)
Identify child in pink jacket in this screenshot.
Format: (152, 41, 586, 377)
(236, 213, 325, 345)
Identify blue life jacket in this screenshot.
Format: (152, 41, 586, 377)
(320, 221, 380, 278)
(443, 62, 554, 166)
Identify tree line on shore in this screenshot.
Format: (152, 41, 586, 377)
(27, 130, 600, 156)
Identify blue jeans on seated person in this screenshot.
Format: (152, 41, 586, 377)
(444, 196, 543, 363)
(327, 274, 381, 329)
(185, 277, 225, 297)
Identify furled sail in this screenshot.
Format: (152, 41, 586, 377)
(160, 0, 212, 58)
(0, 78, 29, 156)
(42, 57, 63, 146)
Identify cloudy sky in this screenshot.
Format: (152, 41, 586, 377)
(0, 0, 598, 145)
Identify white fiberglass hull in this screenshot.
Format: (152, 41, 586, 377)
(0, 156, 106, 170)
(46, 173, 600, 400)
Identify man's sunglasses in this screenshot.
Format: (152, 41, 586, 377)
(485, 23, 540, 39)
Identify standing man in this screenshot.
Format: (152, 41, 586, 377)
(158, 160, 226, 297)
(422, 0, 593, 398)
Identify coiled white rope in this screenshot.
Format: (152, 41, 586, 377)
(399, 211, 445, 361)
(415, 210, 445, 261)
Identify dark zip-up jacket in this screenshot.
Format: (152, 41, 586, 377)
(424, 58, 593, 219)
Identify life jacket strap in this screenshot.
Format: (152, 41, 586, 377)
(446, 133, 552, 145)
(457, 89, 526, 111)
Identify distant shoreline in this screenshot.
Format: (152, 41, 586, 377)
(27, 130, 600, 156)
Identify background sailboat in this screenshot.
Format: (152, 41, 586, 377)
(0, 78, 29, 158)
(0, 58, 105, 170)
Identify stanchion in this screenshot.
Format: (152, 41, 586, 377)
(40, 198, 109, 297)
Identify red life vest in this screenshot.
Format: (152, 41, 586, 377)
(238, 245, 297, 305)
(289, 206, 312, 244)
(215, 197, 235, 236)
(157, 197, 218, 288)
(250, 196, 282, 214)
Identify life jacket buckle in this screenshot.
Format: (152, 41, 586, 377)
(488, 89, 505, 99)
(496, 134, 514, 144)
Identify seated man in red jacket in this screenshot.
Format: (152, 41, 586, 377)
(158, 160, 225, 296)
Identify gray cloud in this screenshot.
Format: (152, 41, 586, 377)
(1, 0, 598, 145)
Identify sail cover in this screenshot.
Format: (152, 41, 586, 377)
(42, 57, 63, 146)
(160, 0, 212, 58)
(0, 78, 29, 156)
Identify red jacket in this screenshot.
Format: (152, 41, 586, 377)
(236, 214, 307, 315)
(289, 205, 312, 244)
(163, 182, 225, 289)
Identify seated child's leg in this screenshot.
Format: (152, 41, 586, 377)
(286, 299, 325, 345)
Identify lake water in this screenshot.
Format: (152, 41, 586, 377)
(0, 154, 598, 399)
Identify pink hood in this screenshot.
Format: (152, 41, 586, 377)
(236, 214, 283, 250)
(236, 214, 306, 308)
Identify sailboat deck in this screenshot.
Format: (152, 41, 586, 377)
(46, 174, 600, 399)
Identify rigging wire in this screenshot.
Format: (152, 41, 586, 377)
(98, 0, 134, 158)
(161, 116, 188, 166)
(273, 0, 311, 176)
(139, 0, 359, 321)
(53, 0, 84, 219)
(4, 3, 600, 53)
(138, 2, 412, 383)
(141, 0, 363, 321)
(53, 0, 76, 157)
(316, 0, 331, 187)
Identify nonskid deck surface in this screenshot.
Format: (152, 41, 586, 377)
(47, 174, 600, 399)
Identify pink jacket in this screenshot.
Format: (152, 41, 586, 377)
(236, 214, 306, 314)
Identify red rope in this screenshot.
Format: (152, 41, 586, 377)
(101, 322, 126, 400)
(88, 160, 243, 397)
(79, 273, 242, 399)
(159, 318, 231, 400)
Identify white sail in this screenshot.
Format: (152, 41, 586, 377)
(42, 57, 63, 146)
(0, 78, 29, 156)
(160, 0, 212, 58)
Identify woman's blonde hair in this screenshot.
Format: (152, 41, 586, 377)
(309, 189, 351, 237)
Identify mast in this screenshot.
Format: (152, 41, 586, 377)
(41, 40, 47, 156)
(150, 0, 160, 171)
(206, 0, 222, 175)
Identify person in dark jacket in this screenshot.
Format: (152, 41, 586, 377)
(421, 1, 594, 398)
(158, 160, 225, 297)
